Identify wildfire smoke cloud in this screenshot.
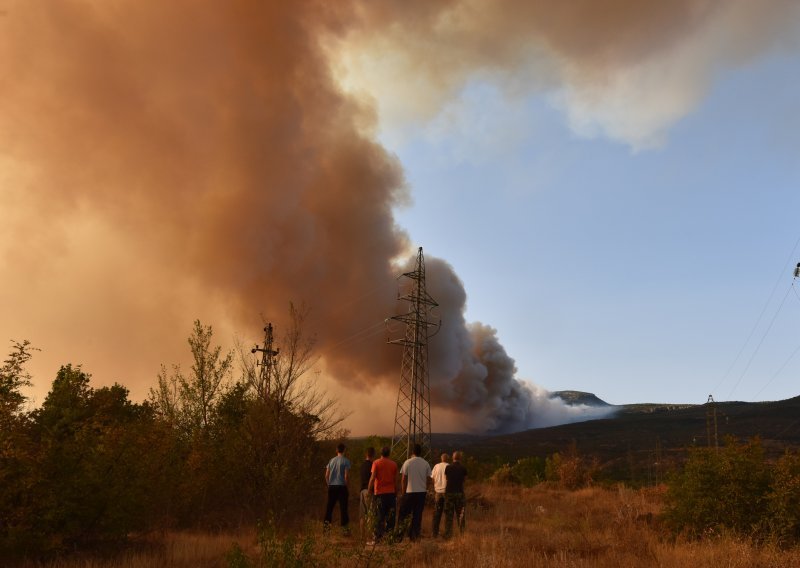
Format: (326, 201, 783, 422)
(2, 1, 796, 432)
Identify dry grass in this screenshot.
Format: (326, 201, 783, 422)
(403, 484, 800, 567)
(19, 483, 800, 567)
(18, 531, 257, 568)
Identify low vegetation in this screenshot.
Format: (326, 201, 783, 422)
(12, 482, 800, 567)
(4, 315, 800, 566)
(0, 308, 345, 560)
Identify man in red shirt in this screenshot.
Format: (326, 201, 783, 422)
(367, 446, 398, 544)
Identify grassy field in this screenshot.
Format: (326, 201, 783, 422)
(21, 483, 800, 567)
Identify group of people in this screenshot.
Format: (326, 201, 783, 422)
(323, 442, 467, 543)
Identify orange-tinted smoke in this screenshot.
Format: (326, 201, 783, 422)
(1, 1, 407, 392)
(3, 1, 796, 433)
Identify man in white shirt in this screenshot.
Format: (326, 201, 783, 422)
(430, 453, 449, 537)
(398, 443, 432, 541)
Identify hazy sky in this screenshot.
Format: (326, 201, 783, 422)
(3, 1, 800, 435)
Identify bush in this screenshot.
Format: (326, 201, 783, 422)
(545, 448, 596, 490)
(767, 452, 800, 545)
(512, 457, 545, 487)
(663, 437, 771, 539)
(489, 457, 546, 487)
(488, 464, 518, 485)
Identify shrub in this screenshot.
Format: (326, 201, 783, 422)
(489, 464, 518, 485)
(767, 451, 800, 545)
(512, 456, 545, 487)
(663, 437, 771, 538)
(545, 449, 596, 490)
(489, 458, 546, 487)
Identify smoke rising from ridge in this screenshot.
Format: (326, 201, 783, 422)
(2, 1, 798, 432)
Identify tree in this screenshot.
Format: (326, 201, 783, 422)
(185, 320, 233, 431)
(0, 340, 38, 554)
(2, 365, 169, 551)
(0, 339, 37, 418)
(149, 320, 233, 435)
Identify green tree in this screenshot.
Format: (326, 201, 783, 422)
(185, 320, 233, 431)
(0, 339, 37, 417)
(2, 365, 171, 551)
(0, 340, 38, 554)
(150, 320, 233, 436)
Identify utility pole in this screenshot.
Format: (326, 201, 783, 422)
(387, 247, 439, 463)
(252, 323, 279, 401)
(705, 394, 719, 451)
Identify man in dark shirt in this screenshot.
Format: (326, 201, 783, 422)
(359, 447, 375, 538)
(444, 451, 467, 538)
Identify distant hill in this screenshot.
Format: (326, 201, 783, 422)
(549, 390, 611, 407)
(431, 395, 800, 483)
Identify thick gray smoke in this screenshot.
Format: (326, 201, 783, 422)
(423, 258, 610, 433)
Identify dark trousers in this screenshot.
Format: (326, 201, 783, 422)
(432, 492, 445, 537)
(398, 492, 426, 540)
(444, 492, 466, 538)
(375, 493, 396, 540)
(324, 485, 349, 527)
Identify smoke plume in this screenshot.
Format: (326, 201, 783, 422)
(2, 1, 797, 432)
(334, 0, 800, 148)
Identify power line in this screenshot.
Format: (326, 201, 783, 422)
(327, 320, 388, 350)
(750, 269, 800, 400)
(751, 337, 800, 401)
(726, 284, 792, 400)
(712, 236, 800, 396)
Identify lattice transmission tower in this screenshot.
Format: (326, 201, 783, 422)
(387, 247, 440, 462)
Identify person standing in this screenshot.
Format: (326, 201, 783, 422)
(324, 443, 351, 533)
(430, 453, 449, 537)
(398, 443, 432, 541)
(444, 451, 467, 539)
(367, 446, 398, 544)
(359, 446, 375, 538)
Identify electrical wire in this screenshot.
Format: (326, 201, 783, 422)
(712, 236, 800, 396)
(325, 320, 388, 351)
(749, 281, 800, 400)
(726, 283, 793, 400)
(751, 340, 800, 400)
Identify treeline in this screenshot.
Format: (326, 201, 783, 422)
(0, 309, 345, 557)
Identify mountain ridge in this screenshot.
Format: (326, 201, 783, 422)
(429, 394, 800, 481)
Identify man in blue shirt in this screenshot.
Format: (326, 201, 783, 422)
(324, 443, 351, 533)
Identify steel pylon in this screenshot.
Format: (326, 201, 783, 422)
(388, 247, 439, 463)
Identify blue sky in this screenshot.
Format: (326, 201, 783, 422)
(385, 51, 800, 405)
